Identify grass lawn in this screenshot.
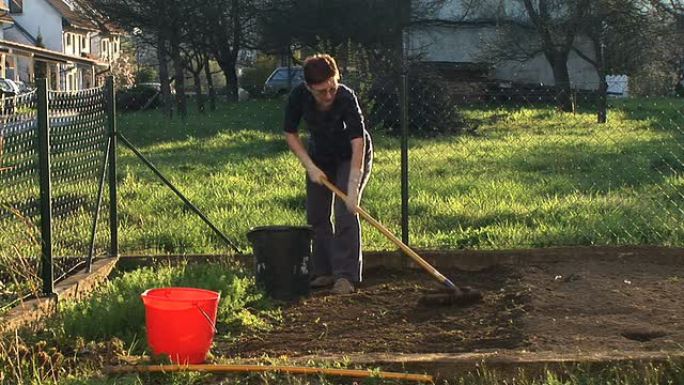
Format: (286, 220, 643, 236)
(2, 95, 683, 382)
(115, 97, 684, 254)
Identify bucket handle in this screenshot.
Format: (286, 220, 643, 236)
(196, 305, 218, 334)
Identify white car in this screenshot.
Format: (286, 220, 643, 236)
(263, 66, 304, 96)
(0, 78, 20, 96)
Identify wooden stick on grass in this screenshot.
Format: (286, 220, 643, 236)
(105, 364, 434, 383)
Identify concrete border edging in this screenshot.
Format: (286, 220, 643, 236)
(0, 258, 118, 334)
(116, 245, 684, 272)
(294, 351, 684, 380)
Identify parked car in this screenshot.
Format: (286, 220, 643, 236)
(263, 66, 304, 96)
(0, 79, 17, 115)
(14, 80, 33, 94)
(0, 78, 18, 97)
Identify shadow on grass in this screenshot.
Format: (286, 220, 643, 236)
(118, 99, 284, 148)
(124, 136, 287, 168)
(612, 97, 684, 133)
(509, 138, 684, 194)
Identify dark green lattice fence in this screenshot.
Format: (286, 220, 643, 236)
(0, 78, 113, 310)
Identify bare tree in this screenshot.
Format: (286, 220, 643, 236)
(204, 55, 218, 111)
(198, 0, 260, 103)
(182, 47, 207, 112)
(475, 0, 591, 111)
(156, 34, 173, 118)
(573, 0, 651, 122)
(648, 0, 684, 16)
(89, 0, 190, 117)
(258, 0, 446, 75)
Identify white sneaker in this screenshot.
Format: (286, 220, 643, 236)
(310, 275, 335, 288)
(331, 278, 355, 294)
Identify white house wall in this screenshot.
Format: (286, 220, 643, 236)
(10, 0, 63, 51)
(409, 24, 599, 90)
(4, 26, 34, 46)
(90, 34, 121, 63)
(1, 0, 6, 40)
(4, 27, 35, 83)
(429, 0, 527, 22)
(63, 31, 91, 57)
(494, 37, 599, 90)
(410, 25, 489, 63)
(411, 0, 600, 89)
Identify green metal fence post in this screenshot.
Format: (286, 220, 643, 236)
(399, 0, 410, 246)
(400, 74, 409, 246)
(36, 78, 54, 296)
(87, 137, 111, 273)
(116, 133, 242, 254)
(106, 76, 119, 257)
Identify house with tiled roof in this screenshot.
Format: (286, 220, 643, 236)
(0, 2, 16, 78)
(0, 2, 12, 34)
(1, 0, 121, 90)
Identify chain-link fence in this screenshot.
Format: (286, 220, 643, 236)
(0, 90, 41, 307)
(352, 70, 684, 250)
(0, 79, 113, 310)
(106, 67, 683, 255)
(4, 69, 679, 274)
(48, 86, 111, 271)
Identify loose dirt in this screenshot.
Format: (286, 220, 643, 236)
(222, 253, 684, 358)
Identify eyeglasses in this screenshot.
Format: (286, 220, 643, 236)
(308, 80, 338, 97)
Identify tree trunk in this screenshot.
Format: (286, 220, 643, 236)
(224, 69, 239, 102)
(595, 38, 607, 124)
(548, 51, 574, 112)
(157, 34, 173, 119)
(217, 56, 239, 103)
(193, 71, 205, 113)
(204, 55, 217, 111)
(597, 75, 607, 123)
(169, 34, 187, 118)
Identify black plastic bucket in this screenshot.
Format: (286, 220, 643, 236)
(246, 225, 313, 301)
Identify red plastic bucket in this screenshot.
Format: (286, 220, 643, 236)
(141, 287, 220, 364)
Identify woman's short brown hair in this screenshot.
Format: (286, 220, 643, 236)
(303, 54, 340, 85)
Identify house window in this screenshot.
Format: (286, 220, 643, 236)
(66, 34, 71, 46)
(9, 0, 23, 14)
(81, 36, 86, 50)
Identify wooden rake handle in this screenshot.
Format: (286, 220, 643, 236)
(105, 364, 433, 383)
(320, 178, 457, 290)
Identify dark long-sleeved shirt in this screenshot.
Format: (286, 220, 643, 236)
(283, 83, 371, 167)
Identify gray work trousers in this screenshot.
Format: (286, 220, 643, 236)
(306, 152, 372, 283)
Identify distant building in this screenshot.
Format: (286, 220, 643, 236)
(1, 0, 123, 90)
(409, 0, 599, 90)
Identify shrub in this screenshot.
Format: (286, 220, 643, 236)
(631, 62, 679, 97)
(675, 80, 684, 97)
(357, 70, 467, 136)
(240, 57, 279, 98)
(135, 66, 158, 85)
(57, 261, 272, 348)
(116, 86, 160, 112)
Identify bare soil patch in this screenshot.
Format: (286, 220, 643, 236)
(222, 252, 684, 358)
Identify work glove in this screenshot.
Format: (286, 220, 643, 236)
(345, 168, 362, 213)
(302, 158, 326, 184)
